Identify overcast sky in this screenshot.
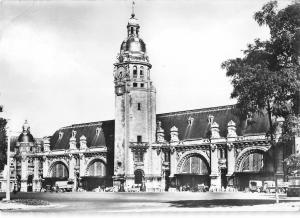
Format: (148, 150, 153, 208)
(0, 0, 291, 137)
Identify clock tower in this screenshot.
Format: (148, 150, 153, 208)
(113, 8, 157, 188)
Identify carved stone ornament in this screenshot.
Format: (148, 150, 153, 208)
(227, 120, 237, 138)
(170, 126, 179, 142)
(80, 135, 87, 150)
(79, 153, 84, 160)
(211, 144, 217, 152)
(211, 122, 220, 139)
(227, 143, 234, 151)
(170, 146, 176, 154)
(156, 147, 162, 155)
(156, 121, 165, 143)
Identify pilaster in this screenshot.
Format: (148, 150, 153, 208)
(227, 120, 237, 178)
(33, 158, 41, 192)
(210, 122, 221, 188)
(20, 156, 28, 192)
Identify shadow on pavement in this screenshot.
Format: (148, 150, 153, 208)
(167, 199, 300, 208)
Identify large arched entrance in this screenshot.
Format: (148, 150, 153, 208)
(50, 161, 69, 178)
(44, 161, 69, 188)
(176, 153, 210, 190)
(235, 148, 274, 191)
(81, 159, 108, 191)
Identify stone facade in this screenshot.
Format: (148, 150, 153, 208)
(1, 10, 296, 193)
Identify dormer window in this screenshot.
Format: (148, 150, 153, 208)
(72, 130, 77, 138)
(188, 116, 194, 125)
(96, 127, 102, 136)
(208, 114, 214, 124)
(133, 66, 137, 78)
(59, 131, 64, 140)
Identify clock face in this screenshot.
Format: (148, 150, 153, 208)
(115, 85, 125, 96)
(117, 67, 125, 79)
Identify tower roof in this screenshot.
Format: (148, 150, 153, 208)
(120, 2, 146, 54)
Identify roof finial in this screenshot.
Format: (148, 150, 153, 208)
(131, 0, 135, 18)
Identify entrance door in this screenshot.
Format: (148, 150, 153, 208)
(134, 170, 144, 184)
(221, 168, 228, 188)
(27, 175, 33, 192)
(165, 170, 170, 191)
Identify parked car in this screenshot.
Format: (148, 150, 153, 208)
(249, 180, 263, 192)
(287, 174, 300, 197)
(55, 180, 74, 192)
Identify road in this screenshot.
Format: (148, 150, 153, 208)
(0, 191, 300, 215)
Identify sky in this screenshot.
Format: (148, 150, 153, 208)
(0, 0, 291, 137)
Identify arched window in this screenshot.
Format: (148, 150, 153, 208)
(140, 66, 144, 78)
(133, 66, 137, 78)
(131, 27, 134, 35)
(87, 160, 106, 177)
(241, 152, 264, 172)
(50, 162, 68, 178)
(181, 155, 209, 175)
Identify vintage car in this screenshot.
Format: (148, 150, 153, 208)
(249, 180, 263, 192)
(54, 180, 74, 192)
(287, 174, 300, 197)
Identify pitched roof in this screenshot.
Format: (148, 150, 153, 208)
(50, 120, 114, 150)
(48, 105, 270, 150)
(156, 105, 269, 141)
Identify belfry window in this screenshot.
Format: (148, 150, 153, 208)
(137, 135, 142, 143)
(131, 27, 134, 35)
(133, 66, 137, 78)
(140, 66, 144, 78)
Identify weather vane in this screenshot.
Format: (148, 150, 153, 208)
(131, 0, 135, 17)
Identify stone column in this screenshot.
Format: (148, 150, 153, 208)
(169, 126, 179, 191)
(20, 156, 28, 192)
(79, 153, 85, 177)
(210, 122, 221, 189)
(33, 158, 41, 192)
(69, 154, 76, 182)
(226, 120, 237, 186)
(79, 135, 87, 185)
(42, 156, 49, 178)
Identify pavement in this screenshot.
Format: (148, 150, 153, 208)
(0, 191, 300, 216)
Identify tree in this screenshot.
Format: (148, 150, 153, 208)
(284, 154, 300, 175)
(221, 1, 300, 139)
(0, 117, 7, 172)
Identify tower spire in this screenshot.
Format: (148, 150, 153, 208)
(131, 0, 135, 18)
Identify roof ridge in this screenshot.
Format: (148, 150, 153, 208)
(157, 105, 236, 117)
(61, 120, 113, 130)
